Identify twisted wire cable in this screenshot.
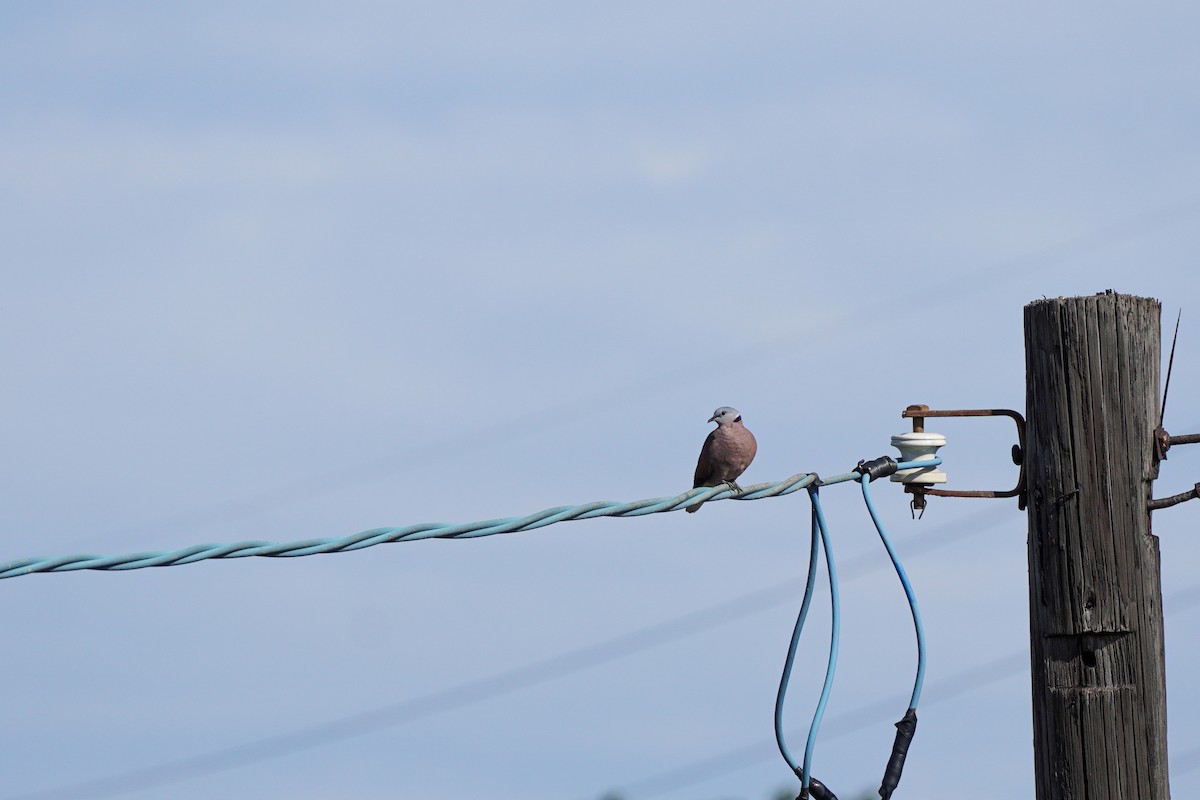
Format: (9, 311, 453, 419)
(1, 471, 834, 581)
(1, 461, 936, 582)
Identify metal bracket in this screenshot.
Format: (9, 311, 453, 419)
(1154, 428, 1200, 462)
(1150, 428, 1199, 510)
(901, 404, 1027, 512)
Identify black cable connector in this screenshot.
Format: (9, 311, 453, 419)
(796, 775, 839, 800)
(809, 777, 839, 800)
(854, 456, 898, 481)
(878, 707, 917, 799)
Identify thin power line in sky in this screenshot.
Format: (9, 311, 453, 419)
(60, 192, 1200, 555)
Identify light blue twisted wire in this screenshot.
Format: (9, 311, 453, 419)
(0, 471, 821, 581)
(5, 459, 931, 582)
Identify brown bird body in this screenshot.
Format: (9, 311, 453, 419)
(687, 406, 757, 513)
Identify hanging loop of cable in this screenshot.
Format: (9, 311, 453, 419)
(773, 497, 821, 773)
(803, 486, 841, 800)
(774, 457, 937, 800)
(774, 484, 841, 800)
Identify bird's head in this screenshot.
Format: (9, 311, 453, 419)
(708, 406, 743, 425)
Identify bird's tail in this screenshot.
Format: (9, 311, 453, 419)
(685, 502, 702, 513)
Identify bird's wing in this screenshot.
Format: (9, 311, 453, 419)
(693, 429, 718, 487)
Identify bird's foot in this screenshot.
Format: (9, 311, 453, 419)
(724, 480, 744, 495)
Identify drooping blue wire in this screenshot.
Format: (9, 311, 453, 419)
(859, 473, 926, 709)
(800, 486, 840, 790)
(772, 458, 940, 792)
(773, 499, 821, 774)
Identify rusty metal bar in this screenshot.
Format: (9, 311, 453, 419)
(1149, 482, 1200, 511)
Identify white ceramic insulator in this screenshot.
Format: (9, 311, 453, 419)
(890, 431, 948, 484)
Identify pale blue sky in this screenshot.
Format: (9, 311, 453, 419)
(3, 3, 1200, 799)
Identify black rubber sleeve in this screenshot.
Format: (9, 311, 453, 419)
(879, 707, 918, 799)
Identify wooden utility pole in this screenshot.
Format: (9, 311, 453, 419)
(1024, 292, 1170, 799)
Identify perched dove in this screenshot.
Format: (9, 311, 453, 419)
(687, 406, 758, 513)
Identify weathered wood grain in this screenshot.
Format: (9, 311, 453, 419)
(1024, 293, 1169, 800)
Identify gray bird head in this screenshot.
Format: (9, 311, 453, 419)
(708, 406, 743, 425)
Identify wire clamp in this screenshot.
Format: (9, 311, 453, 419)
(855, 456, 898, 481)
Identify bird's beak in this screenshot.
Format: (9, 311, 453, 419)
(707, 414, 717, 423)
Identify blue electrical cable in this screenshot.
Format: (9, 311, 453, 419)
(0, 448, 937, 798)
(802, 487, 840, 792)
(859, 473, 926, 709)
(0, 472, 821, 580)
(773, 458, 938, 798)
(801, 486, 840, 792)
(1, 461, 936, 582)
(773, 500, 821, 774)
